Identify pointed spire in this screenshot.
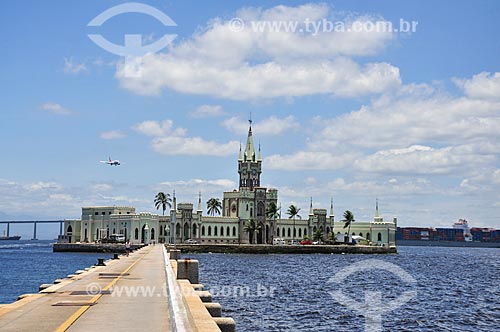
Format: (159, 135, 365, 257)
(238, 142, 243, 161)
(244, 117, 256, 162)
(375, 198, 379, 218)
(258, 141, 262, 161)
(330, 197, 334, 217)
(309, 197, 314, 216)
(197, 192, 202, 212)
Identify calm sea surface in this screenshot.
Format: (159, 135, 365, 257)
(189, 246, 500, 332)
(0, 240, 112, 304)
(0, 242, 498, 331)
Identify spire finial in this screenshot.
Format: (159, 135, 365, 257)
(249, 112, 252, 126)
(258, 141, 262, 161)
(309, 197, 313, 215)
(330, 197, 334, 218)
(197, 192, 202, 212)
(375, 198, 379, 218)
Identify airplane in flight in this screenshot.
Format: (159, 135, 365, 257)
(100, 157, 121, 166)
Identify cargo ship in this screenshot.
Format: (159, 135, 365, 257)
(396, 219, 500, 248)
(0, 230, 21, 240)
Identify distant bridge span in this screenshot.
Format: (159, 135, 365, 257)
(0, 220, 64, 240)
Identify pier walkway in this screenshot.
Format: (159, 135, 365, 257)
(0, 246, 170, 332)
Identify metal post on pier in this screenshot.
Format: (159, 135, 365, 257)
(6, 222, 10, 237)
(32, 221, 37, 240)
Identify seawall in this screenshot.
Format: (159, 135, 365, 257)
(53, 243, 145, 253)
(170, 244, 397, 254)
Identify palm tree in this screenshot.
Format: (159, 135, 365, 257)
(287, 205, 301, 241)
(206, 198, 222, 216)
(342, 210, 355, 243)
(266, 201, 280, 219)
(243, 219, 261, 244)
(154, 192, 171, 216)
(313, 228, 324, 243)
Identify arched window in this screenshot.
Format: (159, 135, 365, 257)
(220, 226, 224, 236)
(304, 228, 308, 236)
(226, 226, 230, 237)
(202, 226, 206, 236)
(250, 208, 253, 217)
(214, 226, 218, 236)
(366, 233, 371, 240)
(232, 226, 236, 236)
(257, 202, 265, 216)
(282, 228, 286, 237)
(352, 232, 355, 236)
(326, 227, 330, 233)
(277, 227, 280, 236)
(288, 228, 291, 237)
(293, 228, 297, 237)
(298, 228, 302, 237)
(113, 228, 116, 234)
(208, 226, 212, 236)
(67, 225, 73, 233)
(134, 228, 139, 240)
(359, 232, 363, 237)
(246, 204, 249, 211)
(377, 232, 382, 242)
(193, 224, 197, 237)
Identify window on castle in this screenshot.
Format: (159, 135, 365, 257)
(377, 232, 382, 241)
(208, 226, 212, 236)
(202, 226, 206, 236)
(220, 226, 224, 236)
(226, 226, 230, 237)
(246, 204, 249, 211)
(299, 228, 302, 237)
(250, 208, 253, 217)
(287, 228, 291, 237)
(232, 226, 236, 236)
(214, 227, 218, 236)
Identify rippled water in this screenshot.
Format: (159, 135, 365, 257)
(189, 247, 500, 331)
(0, 240, 112, 304)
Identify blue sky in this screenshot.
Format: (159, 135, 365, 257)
(1, 1, 499, 239)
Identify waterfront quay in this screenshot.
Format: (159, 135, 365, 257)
(0, 245, 235, 332)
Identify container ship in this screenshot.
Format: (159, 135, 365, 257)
(397, 219, 500, 248)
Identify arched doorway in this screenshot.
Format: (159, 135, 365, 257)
(134, 228, 139, 240)
(193, 224, 197, 238)
(151, 228, 155, 241)
(184, 223, 190, 240)
(141, 225, 149, 244)
(67, 225, 73, 243)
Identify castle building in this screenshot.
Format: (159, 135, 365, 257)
(63, 122, 396, 246)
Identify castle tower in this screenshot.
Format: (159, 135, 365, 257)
(238, 119, 262, 190)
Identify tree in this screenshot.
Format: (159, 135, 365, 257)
(206, 198, 222, 216)
(313, 228, 324, 243)
(287, 205, 301, 241)
(342, 210, 355, 243)
(243, 219, 261, 244)
(154, 192, 171, 216)
(266, 201, 280, 219)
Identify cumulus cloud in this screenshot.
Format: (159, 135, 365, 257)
(223, 115, 300, 135)
(41, 102, 73, 115)
(100, 130, 126, 140)
(454, 71, 500, 101)
(116, 4, 401, 100)
(133, 119, 239, 156)
(190, 105, 225, 118)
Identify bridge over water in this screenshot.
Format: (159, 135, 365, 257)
(0, 220, 64, 240)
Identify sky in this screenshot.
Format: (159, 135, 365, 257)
(1, 0, 499, 239)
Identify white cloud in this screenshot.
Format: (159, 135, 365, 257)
(115, 4, 401, 100)
(100, 130, 126, 140)
(133, 119, 239, 156)
(454, 72, 500, 101)
(25, 181, 62, 192)
(91, 184, 113, 192)
(190, 105, 225, 118)
(223, 115, 300, 135)
(41, 102, 73, 115)
(63, 57, 87, 74)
